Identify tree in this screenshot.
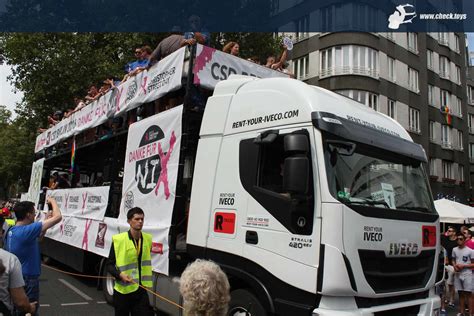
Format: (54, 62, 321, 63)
(0, 33, 167, 129)
(0, 32, 281, 197)
(0, 107, 35, 198)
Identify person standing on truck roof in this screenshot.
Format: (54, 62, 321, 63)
(106, 207, 153, 316)
(4, 197, 62, 316)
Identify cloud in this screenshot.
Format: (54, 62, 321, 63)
(0, 64, 23, 116)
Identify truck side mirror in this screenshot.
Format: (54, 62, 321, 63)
(283, 157, 309, 194)
(283, 134, 309, 194)
(284, 134, 309, 153)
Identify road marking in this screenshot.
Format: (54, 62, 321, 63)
(58, 278, 93, 301)
(61, 302, 89, 306)
(97, 301, 107, 304)
(40, 304, 50, 307)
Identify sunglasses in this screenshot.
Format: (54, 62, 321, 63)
(457, 238, 465, 241)
(135, 51, 142, 54)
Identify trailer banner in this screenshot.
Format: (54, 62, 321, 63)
(193, 44, 288, 89)
(115, 47, 185, 116)
(34, 47, 185, 153)
(43, 215, 169, 267)
(26, 158, 44, 208)
(44, 186, 110, 221)
(119, 105, 182, 275)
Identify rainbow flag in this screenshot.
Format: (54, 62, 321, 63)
(441, 105, 452, 125)
(70, 137, 76, 173)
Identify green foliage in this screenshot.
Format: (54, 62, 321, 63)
(0, 33, 167, 128)
(0, 107, 35, 197)
(0, 32, 281, 197)
(211, 33, 282, 64)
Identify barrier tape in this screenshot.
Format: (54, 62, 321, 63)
(41, 263, 185, 310)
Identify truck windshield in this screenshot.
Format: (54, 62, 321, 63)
(322, 134, 435, 214)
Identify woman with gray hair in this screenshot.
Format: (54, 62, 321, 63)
(179, 259, 230, 316)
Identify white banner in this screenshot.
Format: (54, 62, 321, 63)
(45, 186, 110, 221)
(34, 47, 185, 153)
(43, 215, 169, 271)
(115, 47, 185, 116)
(118, 105, 182, 274)
(193, 44, 288, 89)
(27, 158, 44, 208)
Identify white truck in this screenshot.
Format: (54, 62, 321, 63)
(31, 45, 441, 315)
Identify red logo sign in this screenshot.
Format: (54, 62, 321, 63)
(152, 242, 163, 254)
(422, 226, 436, 247)
(214, 212, 236, 234)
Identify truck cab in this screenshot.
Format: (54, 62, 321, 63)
(186, 76, 440, 315)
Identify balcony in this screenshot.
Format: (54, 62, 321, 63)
(439, 71, 450, 80)
(441, 142, 453, 150)
(320, 66, 379, 79)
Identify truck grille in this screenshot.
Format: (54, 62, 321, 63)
(358, 249, 435, 293)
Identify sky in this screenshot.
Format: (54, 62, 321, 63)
(0, 63, 21, 118)
(1, 33, 474, 119)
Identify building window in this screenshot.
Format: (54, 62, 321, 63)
(468, 86, 474, 104)
(407, 33, 418, 53)
(441, 125, 452, 148)
(458, 165, 464, 182)
(294, 55, 309, 80)
(408, 67, 419, 92)
(368, 93, 378, 111)
(442, 160, 453, 179)
(453, 97, 462, 117)
(470, 143, 474, 162)
(295, 15, 309, 41)
(455, 65, 461, 85)
(441, 90, 450, 108)
(438, 32, 449, 46)
(429, 158, 436, 176)
(408, 107, 420, 133)
(320, 45, 378, 78)
(456, 130, 464, 151)
(336, 90, 379, 110)
(429, 121, 435, 142)
(427, 50, 434, 70)
(439, 56, 450, 79)
(470, 114, 474, 134)
(455, 34, 460, 53)
(387, 99, 396, 119)
(385, 32, 395, 41)
(428, 85, 435, 106)
(387, 57, 395, 82)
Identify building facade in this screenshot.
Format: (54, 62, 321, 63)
(287, 32, 470, 203)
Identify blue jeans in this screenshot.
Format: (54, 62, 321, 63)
(14, 275, 39, 316)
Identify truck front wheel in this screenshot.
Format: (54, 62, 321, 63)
(228, 289, 267, 316)
(102, 265, 115, 304)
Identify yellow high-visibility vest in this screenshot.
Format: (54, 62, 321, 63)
(5, 219, 15, 226)
(112, 231, 153, 294)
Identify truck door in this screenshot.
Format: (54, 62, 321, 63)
(208, 126, 321, 295)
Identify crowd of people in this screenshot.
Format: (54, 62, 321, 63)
(0, 197, 62, 315)
(441, 225, 474, 316)
(0, 199, 231, 316)
(38, 24, 292, 134)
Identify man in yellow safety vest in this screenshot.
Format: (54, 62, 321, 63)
(106, 207, 153, 316)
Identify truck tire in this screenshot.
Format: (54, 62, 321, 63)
(228, 289, 267, 316)
(102, 265, 115, 304)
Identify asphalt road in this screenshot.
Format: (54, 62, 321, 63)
(39, 261, 114, 316)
